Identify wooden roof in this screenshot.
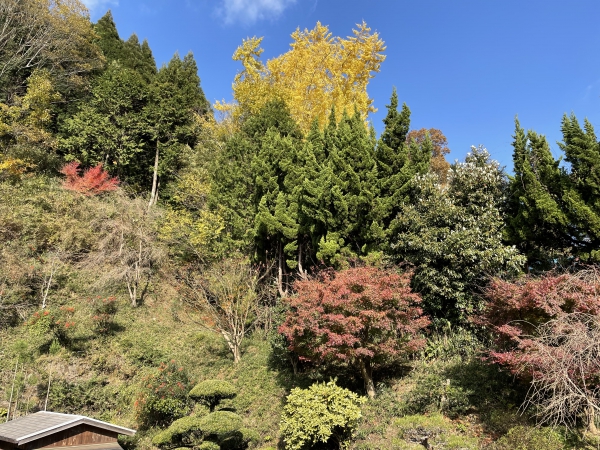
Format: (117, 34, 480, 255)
(0, 412, 135, 445)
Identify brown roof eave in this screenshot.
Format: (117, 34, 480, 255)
(16, 418, 135, 445)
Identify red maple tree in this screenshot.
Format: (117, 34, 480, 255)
(279, 266, 430, 398)
(478, 270, 600, 432)
(60, 161, 119, 195)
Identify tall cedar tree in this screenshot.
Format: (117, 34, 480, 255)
(210, 100, 301, 261)
(146, 52, 210, 206)
(59, 61, 151, 189)
(376, 89, 430, 244)
(94, 11, 156, 82)
(251, 100, 304, 295)
(505, 119, 569, 270)
(279, 266, 429, 398)
(559, 114, 600, 262)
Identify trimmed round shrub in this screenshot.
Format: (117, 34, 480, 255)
(280, 380, 366, 450)
(152, 415, 205, 448)
(198, 411, 244, 437)
(197, 442, 220, 450)
(189, 380, 237, 412)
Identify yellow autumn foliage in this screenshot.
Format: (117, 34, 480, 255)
(218, 21, 386, 133)
(159, 170, 225, 261)
(0, 70, 60, 151)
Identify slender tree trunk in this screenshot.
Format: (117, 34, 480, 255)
(221, 330, 241, 364)
(148, 140, 159, 210)
(277, 241, 287, 297)
(587, 401, 598, 434)
(298, 242, 307, 280)
(358, 358, 376, 399)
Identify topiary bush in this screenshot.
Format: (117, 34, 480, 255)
(152, 415, 205, 448)
(198, 410, 243, 437)
(189, 380, 237, 412)
(196, 443, 220, 450)
(280, 380, 366, 450)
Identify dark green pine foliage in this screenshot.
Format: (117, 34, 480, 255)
(93, 11, 125, 64)
(146, 52, 211, 196)
(209, 100, 302, 265)
(312, 108, 379, 267)
(122, 35, 157, 83)
(250, 100, 304, 294)
(59, 61, 151, 188)
(505, 119, 570, 270)
(298, 119, 329, 266)
(94, 12, 157, 81)
(376, 88, 430, 242)
(559, 114, 600, 261)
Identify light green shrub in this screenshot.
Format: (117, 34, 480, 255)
(189, 380, 237, 412)
(490, 425, 566, 450)
(196, 442, 220, 450)
(198, 410, 244, 436)
(279, 380, 366, 450)
(151, 415, 204, 448)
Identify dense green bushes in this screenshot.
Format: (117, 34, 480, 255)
(280, 380, 365, 450)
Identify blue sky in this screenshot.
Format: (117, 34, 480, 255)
(82, 0, 600, 170)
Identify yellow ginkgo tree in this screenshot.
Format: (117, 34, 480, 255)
(217, 21, 386, 133)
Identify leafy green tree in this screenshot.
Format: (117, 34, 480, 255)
(505, 119, 570, 270)
(58, 61, 151, 189)
(391, 146, 524, 321)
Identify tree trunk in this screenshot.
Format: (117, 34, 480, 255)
(148, 141, 159, 210)
(277, 241, 287, 297)
(358, 358, 376, 399)
(221, 330, 241, 364)
(587, 402, 599, 435)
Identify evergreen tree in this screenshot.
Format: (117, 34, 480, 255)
(558, 114, 600, 261)
(391, 146, 524, 322)
(209, 99, 302, 265)
(58, 61, 151, 189)
(376, 89, 430, 243)
(122, 34, 157, 83)
(93, 11, 124, 64)
(146, 52, 210, 205)
(505, 119, 569, 269)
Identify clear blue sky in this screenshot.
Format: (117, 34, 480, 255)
(82, 0, 600, 170)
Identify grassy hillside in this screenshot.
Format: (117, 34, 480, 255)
(0, 176, 598, 449)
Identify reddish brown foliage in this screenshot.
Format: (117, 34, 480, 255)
(279, 266, 429, 372)
(406, 128, 451, 182)
(478, 269, 600, 375)
(60, 161, 119, 195)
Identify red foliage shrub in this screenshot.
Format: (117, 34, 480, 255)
(478, 269, 600, 375)
(61, 161, 119, 195)
(279, 266, 430, 397)
(479, 269, 600, 430)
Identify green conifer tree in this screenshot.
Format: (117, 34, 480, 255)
(505, 119, 569, 269)
(93, 11, 125, 64)
(558, 114, 600, 261)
